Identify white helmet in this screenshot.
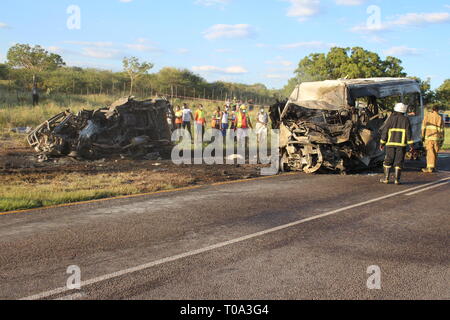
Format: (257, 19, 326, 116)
(394, 103, 408, 114)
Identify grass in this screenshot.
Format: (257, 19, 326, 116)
(0, 171, 196, 212)
(0, 87, 264, 130)
(443, 127, 450, 150)
(0, 90, 120, 129)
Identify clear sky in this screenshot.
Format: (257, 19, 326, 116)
(0, 0, 449, 89)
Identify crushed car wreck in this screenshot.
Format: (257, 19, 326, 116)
(27, 97, 173, 161)
(276, 78, 424, 173)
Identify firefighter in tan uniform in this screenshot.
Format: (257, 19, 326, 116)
(422, 105, 445, 173)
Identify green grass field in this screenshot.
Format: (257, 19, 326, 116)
(0, 171, 196, 212)
(443, 127, 450, 150)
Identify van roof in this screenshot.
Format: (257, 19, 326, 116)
(287, 77, 421, 111)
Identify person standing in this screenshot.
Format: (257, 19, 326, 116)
(256, 107, 269, 145)
(194, 104, 206, 142)
(422, 105, 445, 173)
(235, 105, 253, 148)
(174, 106, 183, 130)
(182, 104, 194, 137)
(221, 106, 230, 137)
(379, 103, 414, 185)
(212, 107, 222, 130)
(32, 85, 39, 106)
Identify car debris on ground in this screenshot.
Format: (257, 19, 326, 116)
(274, 78, 424, 173)
(11, 127, 33, 134)
(27, 97, 174, 162)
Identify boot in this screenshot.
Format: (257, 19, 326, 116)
(395, 168, 402, 185)
(380, 166, 391, 184)
(422, 168, 433, 173)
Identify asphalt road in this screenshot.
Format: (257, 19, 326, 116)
(0, 155, 449, 300)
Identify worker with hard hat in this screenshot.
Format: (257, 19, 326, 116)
(235, 104, 253, 148)
(421, 104, 445, 173)
(379, 103, 415, 185)
(194, 104, 206, 142)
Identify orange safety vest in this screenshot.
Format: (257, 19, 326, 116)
(236, 112, 249, 129)
(195, 110, 206, 125)
(175, 110, 183, 124)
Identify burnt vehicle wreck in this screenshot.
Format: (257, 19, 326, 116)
(276, 78, 424, 173)
(27, 97, 173, 160)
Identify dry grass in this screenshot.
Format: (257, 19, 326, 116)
(0, 170, 196, 212)
(0, 87, 264, 130)
(443, 127, 450, 150)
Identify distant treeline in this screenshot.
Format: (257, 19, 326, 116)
(0, 64, 280, 105)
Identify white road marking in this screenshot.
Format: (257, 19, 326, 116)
(20, 176, 450, 300)
(54, 292, 86, 300)
(405, 180, 450, 196)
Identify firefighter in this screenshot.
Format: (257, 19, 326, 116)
(422, 105, 445, 173)
(380, 103, 415, 185)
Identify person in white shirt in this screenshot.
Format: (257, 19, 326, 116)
(221, 106, 230, 137)
(182, 104, 193, 137)
(256, 107, 269, 145)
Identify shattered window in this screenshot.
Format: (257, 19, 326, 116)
(378, 95, 402, 112)
(404, 93, 421, 116)
(355, 96, 381, 116)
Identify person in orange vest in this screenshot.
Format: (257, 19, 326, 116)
(422, 105, 445, 173)
(211, 107, 222, 130)
(235, 105, 253, 147)
(174, 106, 183, 130)
(194, 104, 206, 142)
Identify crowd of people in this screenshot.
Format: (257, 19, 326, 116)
(172, 101, 270, 146)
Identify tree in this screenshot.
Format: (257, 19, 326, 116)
(287, 47, 407, 94)
(409, 77, 436, 105)
(6, 44, 65, 85)
(154, 67, 207, 97)
(122, 56, 153, 95)
(436, 79, 450, 109)
(0, 63, 9, 80)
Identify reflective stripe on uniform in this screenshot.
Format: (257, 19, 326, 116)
(425, 136, 443, 141)
(386, 128, 408, 147)
(425, 125, 443, 132)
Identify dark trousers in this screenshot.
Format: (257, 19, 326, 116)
(221, 123, 229, 136)
(32, 94, 39, 106)
(182, 122, 192, 136)
(384, 146, 406, 169)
